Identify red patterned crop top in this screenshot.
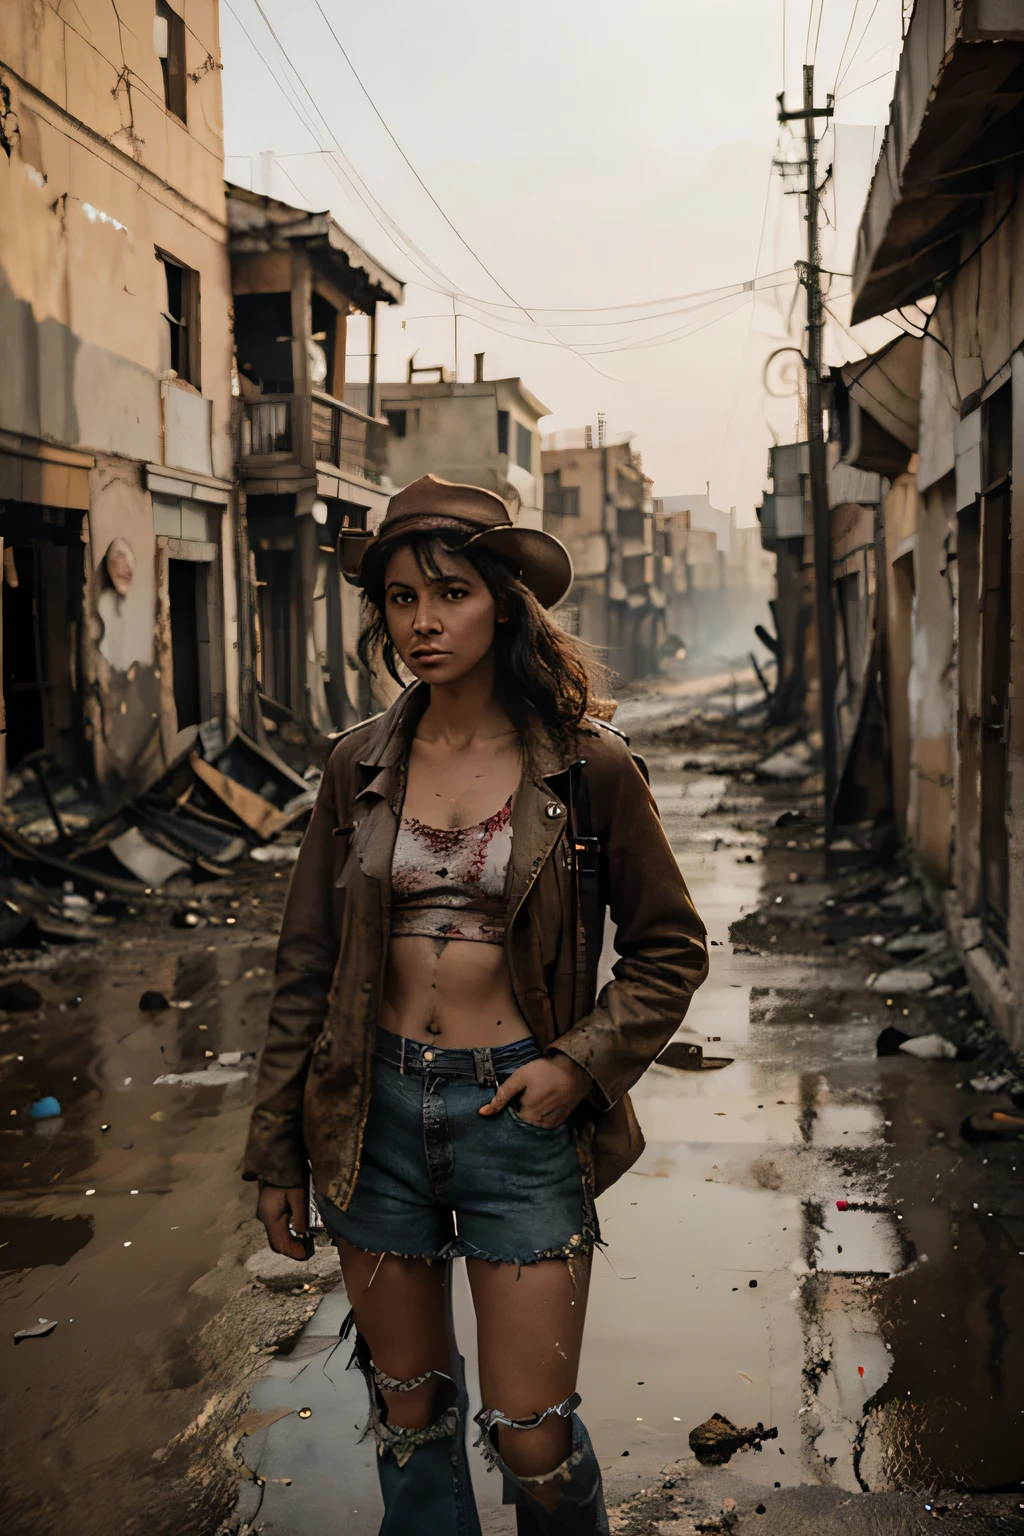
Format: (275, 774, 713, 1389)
(390, 797, 513, 946)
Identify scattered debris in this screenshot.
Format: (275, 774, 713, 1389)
(688, 1413, 778, 1466)
(14, 1318, 58, 1342)
(898, 1033, 958, 1061)
(108, 827, 190, 887)
(249, 844, 301, 864)
(868, 968, 934, 995)
(154, 1064, 249, 1087)
(961, 1109, 1024, 1143)
(968, 1072, 1013, 1094)
(657, 1042, 734, 1072)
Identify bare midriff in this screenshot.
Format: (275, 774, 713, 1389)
(380, 935, 531, 1048)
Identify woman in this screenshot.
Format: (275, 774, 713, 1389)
(243, 475, 708, 1535)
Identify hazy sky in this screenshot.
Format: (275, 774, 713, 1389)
(220, 0, 908, 517)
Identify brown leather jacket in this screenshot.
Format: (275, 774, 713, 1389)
(242, 686, 708, 1205)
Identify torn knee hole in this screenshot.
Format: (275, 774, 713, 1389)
(372, 1364, 447, 1395)
(475, 1392, 581, 1435)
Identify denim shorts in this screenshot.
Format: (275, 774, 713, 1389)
(316, 1028, 598, 1265)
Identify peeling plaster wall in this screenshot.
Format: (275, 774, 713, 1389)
(0, 3, 233, 477)
(83, 457, 163, 798)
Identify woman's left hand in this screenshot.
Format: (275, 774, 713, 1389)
(479, 1053, 592, 1128)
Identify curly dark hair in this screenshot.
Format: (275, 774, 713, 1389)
(357, 527, 605, 746)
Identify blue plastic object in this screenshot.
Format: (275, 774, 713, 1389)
(29, 1096, 62, 1120)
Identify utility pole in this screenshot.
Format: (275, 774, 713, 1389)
(778, 63, 838, 838)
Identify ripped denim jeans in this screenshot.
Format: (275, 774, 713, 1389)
(323, 1031, 608, 1533)
(340, 1270, 609, 1536)
(316, 1028, 599, 1265)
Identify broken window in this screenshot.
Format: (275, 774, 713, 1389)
(385, 409, 408, 438)
(154, 1, 187, 123)
(560, 486, 580, 518)
(497, 410, 509, 456)
(157, 250, 200, 387)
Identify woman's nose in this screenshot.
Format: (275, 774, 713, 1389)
(412, 600, 441, 632)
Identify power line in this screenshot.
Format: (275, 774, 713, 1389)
(835, 0, 883, 92)
(234, 0, 464, 299)
(399, 271, 796, 326)
(832, 0, 863, 96)
(301, 0, 624, 382)
(836, 68, 894, 102)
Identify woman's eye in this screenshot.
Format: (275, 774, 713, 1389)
(389, 592, 414, 605)
(444, 587, 468, 601)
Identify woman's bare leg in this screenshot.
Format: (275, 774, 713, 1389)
(468, 1252, 592, 1476)
(338, 1241, 451, 1428)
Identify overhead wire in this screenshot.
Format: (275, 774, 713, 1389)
(835, 0, 883, 93)
(226, 0, 793, 371)
(296, 0, 626, 382)
(233, 0, 465, 299)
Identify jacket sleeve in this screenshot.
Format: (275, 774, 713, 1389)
(242, 757, 343, 1188)
(550, 741, 708, 1107)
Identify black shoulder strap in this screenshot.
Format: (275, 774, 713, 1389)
(567, 761, 605, 1025)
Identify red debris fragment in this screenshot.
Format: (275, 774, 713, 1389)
(835, 1200, 849, 1211)
(858, 1366, 865, 1378)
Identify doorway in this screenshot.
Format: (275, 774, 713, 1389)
(254, 548, 294, 707)
(168, 558, 203, 732)
(2, 546, 45, 767)
(979, 483, 1010, 944)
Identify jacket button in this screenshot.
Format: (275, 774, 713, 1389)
(545, 802, 564, 819)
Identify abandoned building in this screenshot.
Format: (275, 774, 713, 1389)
(229, 186, 404, 737)
(541, 428, 662, 679)
(0, 0, 237, 806)
(378, 357, 549, 529)
(757, 0, 1024, 1051)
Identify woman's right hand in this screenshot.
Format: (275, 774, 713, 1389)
(257, 1184, 311, 1261)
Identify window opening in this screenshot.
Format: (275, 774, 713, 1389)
(157, 251, 200, 387)
(497, 410, 509, 456)
(155, 1, 187, 122)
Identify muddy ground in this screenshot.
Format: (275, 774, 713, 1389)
(2, 679, 1023, 1534)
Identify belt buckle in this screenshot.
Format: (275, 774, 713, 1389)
(473, 1047, 496, 1088)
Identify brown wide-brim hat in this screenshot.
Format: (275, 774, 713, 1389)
(338, 474, 573, 610)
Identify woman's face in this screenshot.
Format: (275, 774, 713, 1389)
(382, 542, 499, 686)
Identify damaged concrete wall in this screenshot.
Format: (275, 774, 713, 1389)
(0, 1, 236, 801)
(83, 457, 163, 795)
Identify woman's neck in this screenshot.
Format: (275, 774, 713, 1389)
(417, 656, 515, 750)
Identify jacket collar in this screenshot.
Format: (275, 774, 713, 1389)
(356, 682, 594, 786)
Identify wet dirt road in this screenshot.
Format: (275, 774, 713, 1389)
(3, 689, 1023, 1534)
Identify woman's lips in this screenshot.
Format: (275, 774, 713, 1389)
(411, 649, 450, 662)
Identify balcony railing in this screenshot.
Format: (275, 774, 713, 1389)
(236, 390, 388, 486)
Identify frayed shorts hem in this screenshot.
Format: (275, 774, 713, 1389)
(317, 1217, 597, 1269)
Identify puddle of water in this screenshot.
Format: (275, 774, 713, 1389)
(0, 1213, 94, 1270)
